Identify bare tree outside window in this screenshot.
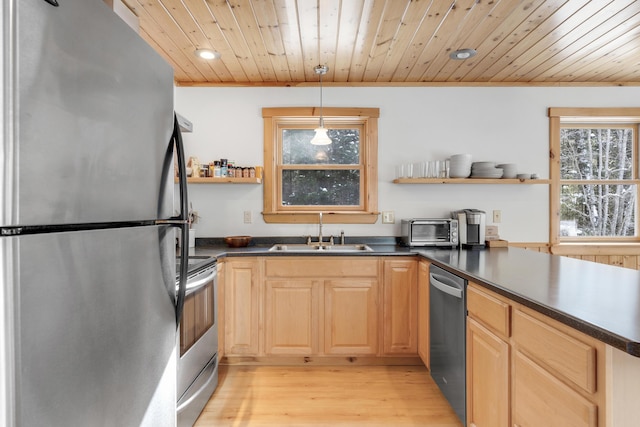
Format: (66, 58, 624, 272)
(560, 127, 636, 237)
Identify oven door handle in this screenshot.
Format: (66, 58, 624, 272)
(177, 269, 217, 295)
(176, 358, 218, 414)
(429, 273, 463, 299)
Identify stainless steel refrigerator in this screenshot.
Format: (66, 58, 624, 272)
(1, 1, 189, 426)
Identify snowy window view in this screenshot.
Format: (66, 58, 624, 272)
(560, 127, 637, 238)
(281, 128, 362, 207)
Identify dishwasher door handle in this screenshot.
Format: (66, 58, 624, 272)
(429, 273, 463, 299)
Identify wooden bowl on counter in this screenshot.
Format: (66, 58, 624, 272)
(224, 236, 252, 248)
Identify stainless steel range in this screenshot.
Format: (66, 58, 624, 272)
(176, 257, 219, 426)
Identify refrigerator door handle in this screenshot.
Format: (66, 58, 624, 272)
(172, 113, 189, 326)
(156, 219, 188, 225)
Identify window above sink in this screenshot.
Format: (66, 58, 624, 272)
(262, 107, 380, 224)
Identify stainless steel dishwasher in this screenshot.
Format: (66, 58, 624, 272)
(429, 264, 466, 425)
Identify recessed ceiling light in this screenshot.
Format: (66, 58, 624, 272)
(194, 49, 220, 60)
(450, 48, 477, 60)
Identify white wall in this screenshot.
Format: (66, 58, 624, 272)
(175, 86, 640, 242)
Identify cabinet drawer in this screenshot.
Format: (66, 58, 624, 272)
(265, 257, 379, 278)
(513, 350, 597, 427)
(513, 309, 596, 394)
(467, 283, 510, 339)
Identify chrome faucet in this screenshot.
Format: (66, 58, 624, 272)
(318, 212, 323, 246)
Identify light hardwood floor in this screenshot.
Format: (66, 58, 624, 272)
(194, 365, 463, 426)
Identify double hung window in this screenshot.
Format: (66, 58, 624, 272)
(262, 107, 379, 224)
(549, 108, 640, 242)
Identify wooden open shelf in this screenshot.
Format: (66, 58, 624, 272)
(178, 177, 262, 184)
(392, 178, 550, 184)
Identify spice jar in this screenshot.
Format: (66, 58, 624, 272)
(220, 159, 228, 177)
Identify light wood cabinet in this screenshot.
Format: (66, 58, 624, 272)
(466, 282, 607, 427)
(324, 278, 378, 355)
(222, 256, 424, 360)
(417, 260, 430, 368)
(383, 258, 418, 355)
(217, 262, 225, 359)
(512, 349, 597, 427)
(467, 318, 510, 427)
(466, 283, 510, 427)
(264, 279, 320, 355)
(513, 309, 596, 393)
(263, 257, 380, 357)
(511, 307, 605, 427)
(224, 259, 260, 355)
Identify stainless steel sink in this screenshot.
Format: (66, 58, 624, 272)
(268, 243, 373, 253)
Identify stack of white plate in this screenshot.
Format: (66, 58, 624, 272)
(471, 161, 504, 178)
(449, 154, 472, 178)
(496, 163, 517, 178)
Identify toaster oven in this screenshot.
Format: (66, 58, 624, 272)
(401, 218, 459, 247)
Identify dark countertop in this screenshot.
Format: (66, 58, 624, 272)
(417, 247, 640, 357)
(185, 238, 640, 357)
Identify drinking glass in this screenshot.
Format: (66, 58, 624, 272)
(431, 161, 440, 178)
(438, 160, 448, 178)
(405, 163, 414, 178)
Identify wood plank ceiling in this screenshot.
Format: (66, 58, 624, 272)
(121, 0, 640, 86)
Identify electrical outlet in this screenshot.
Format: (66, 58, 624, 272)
(243, 210, 252, 224)
(382, 211, 395, 224)
(493, 210, 502, 223)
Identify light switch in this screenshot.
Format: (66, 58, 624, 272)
(382, 211, 395, 224)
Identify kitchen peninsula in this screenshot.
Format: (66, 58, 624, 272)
(190, 242, 640, 427)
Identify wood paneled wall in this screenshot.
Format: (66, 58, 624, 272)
(511, 243, 640, 270)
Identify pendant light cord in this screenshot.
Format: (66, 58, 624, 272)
(319, 70, 324, 127)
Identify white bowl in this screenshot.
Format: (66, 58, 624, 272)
(449, 165, 471, 178)
(451, 154, 472, 161)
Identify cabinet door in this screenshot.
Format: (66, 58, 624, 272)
(383, 259, 418, 354)
(467, 318, 509, 427)
(512, 350, 597, 427)
(417, 260, 430, 367)
(264, 279, 320, 355)
(324, 278, 378, 355)
(224, 260, 260, 355)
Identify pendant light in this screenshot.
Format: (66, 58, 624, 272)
(310, 65, 331, 145)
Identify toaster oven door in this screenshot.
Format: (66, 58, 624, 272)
(412, 221, 453, 245)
